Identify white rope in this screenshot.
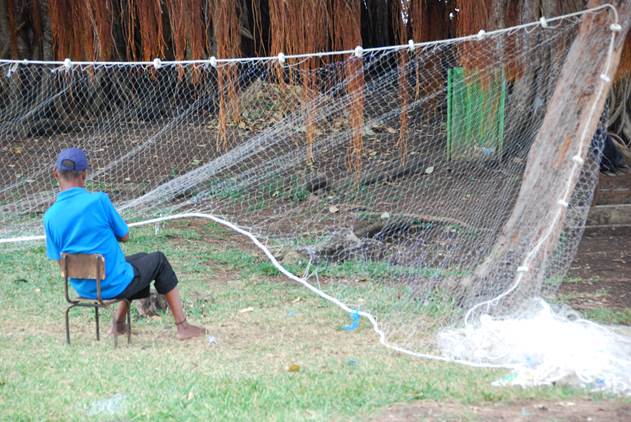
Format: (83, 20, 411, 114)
(0, 4, 616, 68)
(0, 212, 513, 368)
(58, 212, 526, 368)
(0, 3, 622, 373)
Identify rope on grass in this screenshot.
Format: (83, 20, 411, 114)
(0, 210, 514, 369)
(0, 3, 624, 376)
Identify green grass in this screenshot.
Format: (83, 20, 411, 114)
(582, 308, 631, 325)
(315, 259, 469, 281)
(207, 175, 310, 211)
(0, 222, 626, 421)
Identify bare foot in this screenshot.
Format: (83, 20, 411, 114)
(176, 320, 206, 340)
(108, 321, 129, 336)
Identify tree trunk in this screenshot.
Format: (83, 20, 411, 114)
(0, 0, 9, 58)
(460, 0, 631, 306)
(360, 0, 396, 48)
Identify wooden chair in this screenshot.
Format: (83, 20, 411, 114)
(61, 253, 131, 346)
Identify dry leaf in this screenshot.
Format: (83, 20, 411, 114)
(287, 363, 301, 372)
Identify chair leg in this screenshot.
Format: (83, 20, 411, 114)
(65, 305, 73, 345)
(95, 307, 100, 341)
(111, 305, 118, 348)
(126, 300, 132, 345)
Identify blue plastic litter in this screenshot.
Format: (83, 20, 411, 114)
(342, 310, 360, 331)
(287, 309, 298, 317)
(502, 372, 517, 383)
(346, 357, 359, 367)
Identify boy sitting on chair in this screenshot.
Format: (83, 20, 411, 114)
(44, 147, 205, 340)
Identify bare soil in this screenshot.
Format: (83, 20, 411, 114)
(562, 226, 631, 310)
(370, 399, 631, 421)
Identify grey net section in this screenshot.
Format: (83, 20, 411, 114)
(0, 17, 602, 353)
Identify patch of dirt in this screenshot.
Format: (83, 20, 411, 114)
(165, 219, 256, 252)
(562, 226, 631, 310)
(370, 399, 631, 422)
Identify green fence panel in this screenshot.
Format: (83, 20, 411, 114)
(446, 67, 506, 160)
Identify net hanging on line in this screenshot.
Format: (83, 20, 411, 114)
(0, 5, 629, 395)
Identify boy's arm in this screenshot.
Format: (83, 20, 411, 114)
(43, 217, 61, 261)
(101, 193, 130, 241)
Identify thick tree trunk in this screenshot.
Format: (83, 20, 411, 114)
(502, 0, 540, 153)
(460, 0, 631, 305)
(361, 0, 395, 48)
(0, 1, 8, 58)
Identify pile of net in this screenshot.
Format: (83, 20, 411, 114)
(0, 6, 629, 394)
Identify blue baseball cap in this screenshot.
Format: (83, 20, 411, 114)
(55, 148, 89, 172)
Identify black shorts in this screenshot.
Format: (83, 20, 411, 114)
(116, 252, 179, 300)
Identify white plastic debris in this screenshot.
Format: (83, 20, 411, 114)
(87, 393, 126, 416)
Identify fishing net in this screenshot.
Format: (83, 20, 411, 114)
(0, 5, 629, 394)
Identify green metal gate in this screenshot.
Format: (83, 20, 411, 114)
(447, 67, 507, 160)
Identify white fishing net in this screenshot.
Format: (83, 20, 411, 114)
(0, 5, 629, 394)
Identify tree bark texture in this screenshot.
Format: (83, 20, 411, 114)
(461, 0, 631, 305)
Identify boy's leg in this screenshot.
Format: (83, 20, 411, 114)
(121, 251, 205, 340)
(109, 253, 152, 335)
(164, 287, 205, 340)
(110, 301, 129, 335)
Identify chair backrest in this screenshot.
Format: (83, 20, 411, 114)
(60, 253, 105, 280)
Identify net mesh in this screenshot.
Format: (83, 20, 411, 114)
(1, 7, 629, 394)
